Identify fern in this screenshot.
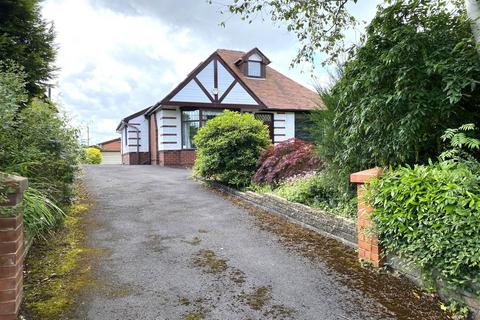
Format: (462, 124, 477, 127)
(440, 124, 480, 161)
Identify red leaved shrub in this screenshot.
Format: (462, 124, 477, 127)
(252, 138, 323, 184)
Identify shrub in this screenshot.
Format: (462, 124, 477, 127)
(23, 187, 66, 238)
(252, 138, 323, 185)
(368, 161, 480, 293)
(6, 99, 81, 202)
(275, 173, 356, 218)
(193, 110, 271, 188)
(0, 64, 80, 238)
(83, 147, 102, 164)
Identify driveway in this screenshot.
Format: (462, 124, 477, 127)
(76, 165, 448, 320)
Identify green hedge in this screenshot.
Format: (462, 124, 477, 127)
(368, 161, 480, 293)
(193, 110, 271, 188)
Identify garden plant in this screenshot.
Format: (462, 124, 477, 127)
(193, 110, 271, 188)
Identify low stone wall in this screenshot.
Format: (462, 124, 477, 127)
(210, 183, 357, 248)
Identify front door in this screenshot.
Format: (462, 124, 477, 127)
(254, 113, 274, 142)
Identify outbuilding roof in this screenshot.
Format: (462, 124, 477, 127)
(97, 138, 121, 152)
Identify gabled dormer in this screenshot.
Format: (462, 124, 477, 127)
(234, 48, 271, 79)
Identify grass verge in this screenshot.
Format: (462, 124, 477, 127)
(20, 182, 95, 320)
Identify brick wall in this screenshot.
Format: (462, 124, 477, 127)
(122, 152, 150, 165)
(0, 175, 27, 320)
(350, 168, 384, 268)
(98, 138, 121, 152)
(149, 115, 158, 165)
(158, 150, 196, 166)
(356, 184, 382, 267)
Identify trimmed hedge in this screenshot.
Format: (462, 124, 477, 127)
(369, 161, 480, 293)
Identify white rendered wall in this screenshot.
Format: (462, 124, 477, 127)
(273, 112, 294, 143)
(157, 107, 181, 151)
(120, 127, 126, 155)
(125, 114, 149, 153)
(153, 108, 297, 152)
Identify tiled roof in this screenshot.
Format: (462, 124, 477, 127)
(217, 49, 322, 111)
(97, 138, 121, 152)
(116, 107, 150, 131)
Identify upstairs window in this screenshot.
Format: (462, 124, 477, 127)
(247, 61, 261, 77)
(246, 53, 263, 78)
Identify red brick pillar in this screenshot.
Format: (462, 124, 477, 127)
(350, 168, 383, 268)
(0, 175, 27, 320)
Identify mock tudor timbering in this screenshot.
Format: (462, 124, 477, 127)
(117, 48, 320, 166)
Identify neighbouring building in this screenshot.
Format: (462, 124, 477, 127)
(117, 48, 321, 166)
(97, 137, 122, 164)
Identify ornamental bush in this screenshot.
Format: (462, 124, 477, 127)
(193, 110, 271, 188)
(368, 161, 480, 293)
(252, 138, 323, 185)
(83, 147, 102, 164)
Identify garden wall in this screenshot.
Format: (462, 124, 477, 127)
(0, 175, 27, 320)
(210, 182, 357, 248)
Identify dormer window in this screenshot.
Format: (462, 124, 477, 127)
(247, 53, 262, 77)
(236, 48, 271, 79)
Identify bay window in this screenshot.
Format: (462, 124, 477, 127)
(181, 109, 223, 149)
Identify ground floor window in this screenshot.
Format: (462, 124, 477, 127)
(295, 112, 313, 142)
(254, 113, 274, 141)
(181, 109, 223, 149)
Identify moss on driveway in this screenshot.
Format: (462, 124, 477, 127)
(20, 182, 100, 320)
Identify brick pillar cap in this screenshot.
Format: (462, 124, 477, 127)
(350, 167, 384, 184)
(1, 174, 28, 206)
(1, 175, 28, 194)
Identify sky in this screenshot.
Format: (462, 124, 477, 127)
(41, 0, 381, 144)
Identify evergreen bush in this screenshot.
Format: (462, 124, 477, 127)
(369, 161, 480, 293)
(193, 110, 271, 188)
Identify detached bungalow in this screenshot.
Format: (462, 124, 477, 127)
(117, 48, 320, 166)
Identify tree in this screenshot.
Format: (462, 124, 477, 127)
(222, 0, 480, 65)
(315, 0, 480, 177)
(0, 0, 57, 98)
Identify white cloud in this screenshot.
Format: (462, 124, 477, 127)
(42, 0, 379, 144)
(42, 0, 213, 143)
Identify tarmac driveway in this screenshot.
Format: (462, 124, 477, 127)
(76, 165, 448, 320)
